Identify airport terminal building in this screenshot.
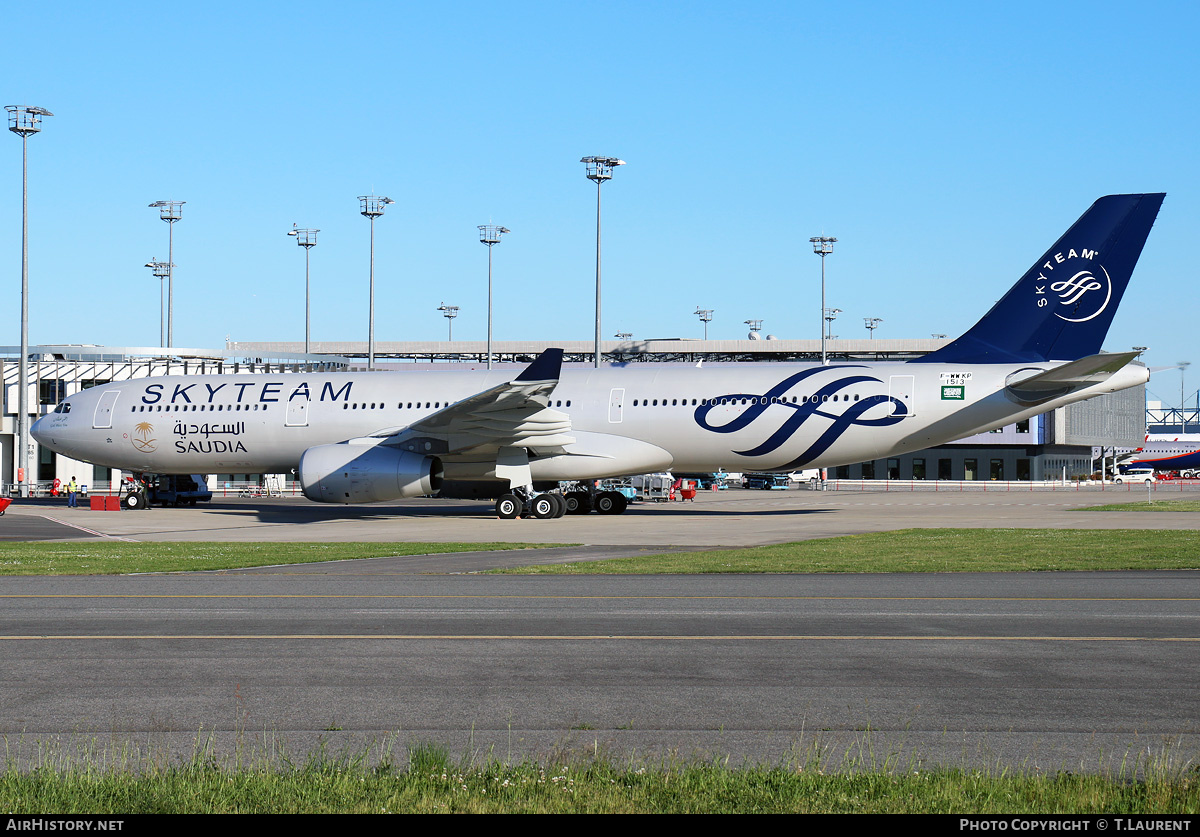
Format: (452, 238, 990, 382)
(2, 340, 1147, 493)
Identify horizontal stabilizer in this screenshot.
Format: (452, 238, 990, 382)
(1005, 351, 1139, 403)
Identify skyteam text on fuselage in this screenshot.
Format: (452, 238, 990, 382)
(32, 194, 1166, 518)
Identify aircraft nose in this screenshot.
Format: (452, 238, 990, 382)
(30, 414, 47, 444)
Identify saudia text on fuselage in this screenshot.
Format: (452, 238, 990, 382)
(140, 379, 354, 406)
(173, 421, 248, 454)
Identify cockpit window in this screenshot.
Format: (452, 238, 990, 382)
(53, 402, 71, 414)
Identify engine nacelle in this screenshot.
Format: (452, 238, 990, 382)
(299, 442, 442, 504)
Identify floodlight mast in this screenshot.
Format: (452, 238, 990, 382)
(438, 302, 459, 341)
(148, 200, 184, 348)
(478, 225, 509, 368)
(694, 307, 714, 340)
(582, 156, 625, 368)
(824, 307, 842, 340)
(7, 105, 52, 498)
(144, 259, 172, 347)
(864, 316, 882, 338)
(359, 196, 394, 371)
(810, 236, 836, 364)
(1181, 362, 1192, 433)
(287, 226, 319, 354)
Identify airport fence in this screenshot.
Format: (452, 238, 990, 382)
(3, 480, 305, 499)
(821, 478, 1200, 493)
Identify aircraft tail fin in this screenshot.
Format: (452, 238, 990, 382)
(913, 193, 1165, 364)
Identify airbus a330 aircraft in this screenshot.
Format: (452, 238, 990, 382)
(32, 193, 1165, 519)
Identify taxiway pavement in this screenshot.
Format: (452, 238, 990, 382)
(1, 486, 1197, 771)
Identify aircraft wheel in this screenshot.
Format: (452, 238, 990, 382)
(122, 493, 143, 510)
(564, 493, 591, 514)
(594, 491, 628, 515)
(549, 494, 566, 518)
(496, 494, 522, 520)
(530, 494, 557, 520)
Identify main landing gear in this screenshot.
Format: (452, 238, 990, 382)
(494, 487, 628, 519)
(495, 489, 567, 520)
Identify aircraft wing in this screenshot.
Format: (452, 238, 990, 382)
(366, 348, 575, 456)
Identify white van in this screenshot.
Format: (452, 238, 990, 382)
(1114, 468, 1157, 485)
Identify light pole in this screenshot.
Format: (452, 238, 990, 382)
(745, 319, 763, 338)
(144, 259, 172, 347)
(7, 104, 52, 498)
(582, 156, 625, 368)
(694, 307, 714, 340)
(287, 226, 319, 354)
(148, 200, 184, 348)
(478, 224, 509, 369)
(614, 331, 632, 341)
(359, 195, 394, 370)
(824, 307, 842, 340)
(864, 317, 882, 338)
(438, 303, 459, 341)
(810, 236, 836, 364)
(1180, 361, 1191, 432)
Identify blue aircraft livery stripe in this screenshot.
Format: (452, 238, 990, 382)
(694, 366, 907, 467)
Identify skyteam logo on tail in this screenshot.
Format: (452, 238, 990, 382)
(1033, 247, 1111, 323)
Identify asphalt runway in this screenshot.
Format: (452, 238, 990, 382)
(0, 486, 1198, 772)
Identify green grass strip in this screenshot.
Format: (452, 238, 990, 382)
(0, 542, 568, 576)
(1081, 499, 1200, 512)
(2, 755, 1197, 813)
(495, 529, 1200, 574)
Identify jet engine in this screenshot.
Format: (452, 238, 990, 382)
(299, 441, 443, 504)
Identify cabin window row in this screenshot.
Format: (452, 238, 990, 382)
(341, 399, 573, 410)
(132, 404, 268, 412)
(631, 394, 865, 407)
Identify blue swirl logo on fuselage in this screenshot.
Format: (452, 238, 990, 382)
(693, 366, 908, 469)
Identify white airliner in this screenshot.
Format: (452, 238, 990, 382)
(1121, 433, 1200, 477)
(33, 193, 1165, 518)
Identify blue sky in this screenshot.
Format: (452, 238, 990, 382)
(3, 1, 1197, 406)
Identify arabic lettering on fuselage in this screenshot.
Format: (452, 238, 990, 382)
(694, 366, 907, 468)
(141, 380, 353, 405)
(173, 422, 246, 439)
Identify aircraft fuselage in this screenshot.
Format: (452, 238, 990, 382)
(33, 359, 1147, 487)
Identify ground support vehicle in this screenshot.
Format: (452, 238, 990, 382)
(630, 472, 675, 502)
(743, 473, 792, 490)
(557, 480, 631, 516)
